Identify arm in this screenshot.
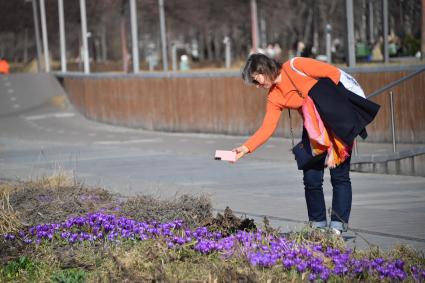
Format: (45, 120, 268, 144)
(291, 57, 340, 85)
(233, 100, 282, 160)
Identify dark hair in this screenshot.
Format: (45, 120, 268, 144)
(241, 53, 282, 84)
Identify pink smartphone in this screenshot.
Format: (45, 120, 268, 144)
(214, 150, 237, 162)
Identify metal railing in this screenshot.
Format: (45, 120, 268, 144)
(354, 65, 425, 155)
(367, 65, 425, 99)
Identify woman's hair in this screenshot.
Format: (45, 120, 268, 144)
(241, 53, 282, 84)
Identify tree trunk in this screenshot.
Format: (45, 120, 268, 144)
(23, 29, 28, 63)
(0, 40, 5, 58)
(360, 0, 367, 42)
(213, 31, 221, 61)
(198, 32, 205, 61)
(312, 3, 319, 53)
(120, 15, 129, 72)
(303, 5, 313, 44)
(206, 32, 213, 61)
(100, 24, 107, 62)
(232, 26, 241, 60)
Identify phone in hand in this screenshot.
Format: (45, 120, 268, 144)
(214, 150, 237, 162)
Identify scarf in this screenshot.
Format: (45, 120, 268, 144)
(301, 96, 351, 168)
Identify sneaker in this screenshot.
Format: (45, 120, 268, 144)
(329, 221, 347, 233)
(330, 227, 342, 236)
(309, 221, 327, 230)
(314, 227, 327, 233)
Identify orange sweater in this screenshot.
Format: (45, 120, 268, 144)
(243, 57, 341, 153)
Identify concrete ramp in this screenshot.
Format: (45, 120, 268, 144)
(352, 147, 425, 177)
(0, 73, 67, 117)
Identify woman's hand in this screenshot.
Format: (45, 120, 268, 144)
(232, 145, 249, 162)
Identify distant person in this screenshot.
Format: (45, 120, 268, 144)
(0, 58, 10, 75)
(249, 47, 266, 55)
(372, 37, 384, 61)
(272, 43, 282, 60)
(179, 54, 190, 71)
(301, 44, 314, 58)
(331, 38, 345, 63)
(230, 54, 379, 235)
(265, 44, 275, 59)
(266, 42, 282, 61)
(296, 41, 305, 57)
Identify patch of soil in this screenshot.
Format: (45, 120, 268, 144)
(214, 265, 258, 283)
(0, 238, 35, 265)
(202, 207, 256, 236)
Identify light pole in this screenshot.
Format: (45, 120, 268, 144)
(250, 0, 259, 52)
(223, 36, 231, 68)
(28, 0, 42, 72)
(129, 0, 140, 73)
(158, 0, 168, 71)
(39, 0, 50, 72)
(79, 0, 90, 73)
(382, 0, 389, 63)
(58, 0, 67, 72)
(345, 0, 356, 67)
(325, 24, 332, 64)
(368, 0, 374, 45)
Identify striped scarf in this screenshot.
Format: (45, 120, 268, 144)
(301, 96, 351, 168)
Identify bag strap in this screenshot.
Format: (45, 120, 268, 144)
(282, 64, 304, 99)
(283, 64, 304, 148)
(288, 109, 295, 147)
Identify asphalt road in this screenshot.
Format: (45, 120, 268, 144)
(1, 73, 424, 252)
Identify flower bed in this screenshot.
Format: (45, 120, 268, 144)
(3, 212, 424, 282)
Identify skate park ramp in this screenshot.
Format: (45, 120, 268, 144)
(0, 73, 67, 118)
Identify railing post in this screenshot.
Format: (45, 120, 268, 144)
(353, 138, 358, 156)
(389, 91, 397, 152)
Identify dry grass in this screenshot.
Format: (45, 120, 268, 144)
(30, 173, 76, 189)
(120, 194, 213, 228)
(0, 174, 74, 234)
(0, 183, 23, 235)
(0, 210, 22, 236)
(285, 225, 346, 251)
(43, 240, 279, 282)
(0, 174, 221, 231)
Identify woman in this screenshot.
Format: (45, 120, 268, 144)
(232, 54, 379, 235)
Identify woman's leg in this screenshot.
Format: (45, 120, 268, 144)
(329, 155, 352, 232)
(303, 166, 327, 228)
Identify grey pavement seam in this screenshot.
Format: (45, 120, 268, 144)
(352, 147, 425, 163)
(215, 208, 425, 243)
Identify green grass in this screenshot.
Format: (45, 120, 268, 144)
(51, 269, 87, 283)
(2, 256, 39, 279)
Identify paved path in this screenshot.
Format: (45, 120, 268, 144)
(1, 73, 424, 252)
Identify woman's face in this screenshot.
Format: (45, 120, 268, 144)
(252, 73, 273, 89)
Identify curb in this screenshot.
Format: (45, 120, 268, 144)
(351, 146, 425, 177)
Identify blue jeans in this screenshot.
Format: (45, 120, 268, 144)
(303, 154, 352, 232)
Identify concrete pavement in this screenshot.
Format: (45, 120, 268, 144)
(1, 73, 424, 252)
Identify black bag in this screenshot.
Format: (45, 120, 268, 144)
(288, 110, 326, 170)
